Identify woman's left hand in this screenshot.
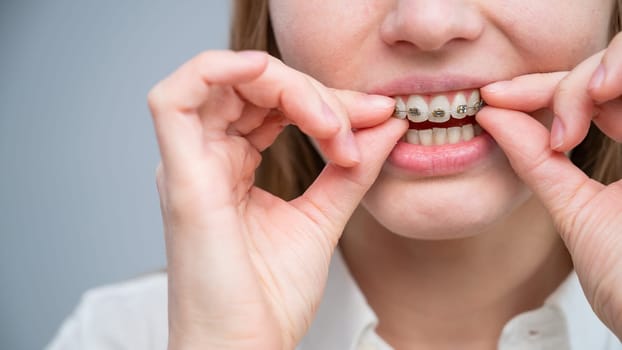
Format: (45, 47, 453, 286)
(478, 33, 622, 337)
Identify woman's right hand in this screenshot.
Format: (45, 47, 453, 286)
(147, 50, 406, 350)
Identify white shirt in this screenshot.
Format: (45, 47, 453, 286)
(47, 250, 621, 350)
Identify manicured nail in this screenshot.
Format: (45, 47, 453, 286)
(322, 102, 342, 129)
(237, 50, 267, 63)
(588, 64, 606, 92)
(550, 117, 565, 150)
(482, 81, 512, 94)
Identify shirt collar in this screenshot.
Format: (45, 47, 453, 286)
(300, 250, 617, 350)
(298, 247, 378, 350)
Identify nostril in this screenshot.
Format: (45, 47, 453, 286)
(379, 2, 484, 53)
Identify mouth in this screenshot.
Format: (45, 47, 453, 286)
(392, 88, 485, 146)
(384, 88, 496, 177)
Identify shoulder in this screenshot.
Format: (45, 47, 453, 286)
(46, 273, 168, 350)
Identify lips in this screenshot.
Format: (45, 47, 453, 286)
(366, 76, 498, 176)
(391, 88, 485, 146)
(367, 73, 495, 96)
(387, 133, 496, 177)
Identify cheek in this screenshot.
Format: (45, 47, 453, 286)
(493, 0, 612, 69)
(269, 2, 332, 59)
(269, 1, 381, 82)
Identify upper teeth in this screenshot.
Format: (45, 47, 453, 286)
(394, 90, 484, 122)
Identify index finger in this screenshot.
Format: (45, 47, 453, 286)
(234, 58, 368, 166)
(234, 57, 345, 139)
(148, 50, 269, 176)
(480, 72, 567, 112)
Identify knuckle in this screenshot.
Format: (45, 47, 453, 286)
(552, 80, 576, 113)
(195, 50, 233, 73)
(147, 82, 169, 116)
(279, 79, 305, 110)
(555, 76, 573, 100)
(516, 146, 549, 178)
(195, 50, 216, 67)
(550, 177, 594, 245)
(231, 138, 262, 173)
(553, 205, 582, 248)
(284, 69, 308, 91)
(243, 143, 261, 167)
(299, 194, 339, 238)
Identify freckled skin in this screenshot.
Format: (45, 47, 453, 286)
(269, 0, 614, 239)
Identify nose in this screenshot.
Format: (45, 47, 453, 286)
(380, 0, 484, 52)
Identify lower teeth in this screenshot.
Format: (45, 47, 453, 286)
(405, 124, 483, 146)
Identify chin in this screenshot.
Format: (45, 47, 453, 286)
(361, 152, 532, 240)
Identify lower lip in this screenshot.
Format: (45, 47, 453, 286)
(387, 131, 496, 177)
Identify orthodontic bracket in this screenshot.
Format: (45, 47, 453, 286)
(394, 100, 486, 118)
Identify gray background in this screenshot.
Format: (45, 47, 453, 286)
(0, 1, 231, 349)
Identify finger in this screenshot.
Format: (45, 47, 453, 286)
(244, 113, 290, 151)
(589, 34, 622, 103)
(476, 107, 602, 234)
(234, 57, 341, 137)
(481, 72, 567, 112)
(593, 98, 622, 142)
(304, 77, 362, 168)
(305, 81, 398, 167)
(151, 50, 269, 115)
(148, 50, 268, 174)
(233, 59, 367, 167)
(199, 84, 249, 133)
(230, 90, 394, 162)
(227, 104, 273, 136)
(551, 51, 605, 152)
(330, 89, 396, 129)
(291, 118, 408, 242)
(231, 88, 394, 149)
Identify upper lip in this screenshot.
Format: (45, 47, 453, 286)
(366, 73, 497, 96)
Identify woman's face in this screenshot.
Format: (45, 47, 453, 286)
(269, 0, 614, 239)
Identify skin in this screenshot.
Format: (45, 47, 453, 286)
(148, 0, 622, 349)
(269, 0, 610, 240)
(269, 0, 613, 348)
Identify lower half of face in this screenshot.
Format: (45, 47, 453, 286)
(270, 0, 614, 239)
(364, 145, 531, 239)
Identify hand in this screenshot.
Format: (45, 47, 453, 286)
(147, 50, 406, 350)
(478, 33, 622, 337)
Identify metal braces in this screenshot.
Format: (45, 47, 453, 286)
(394, 100, 486, 119)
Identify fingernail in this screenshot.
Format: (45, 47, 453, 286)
(365, 95, 396, 111)
(482, 80, 511, 94)
(588, 64, 606, 91)
(322, 102, 341, 128)
(551, 117, 565, 150)
(237, 50, 267, 63)
(344, 131, 361, 163)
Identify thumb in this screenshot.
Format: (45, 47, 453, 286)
(291, 118, 408, 242)
(475, 107, 602, 239)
